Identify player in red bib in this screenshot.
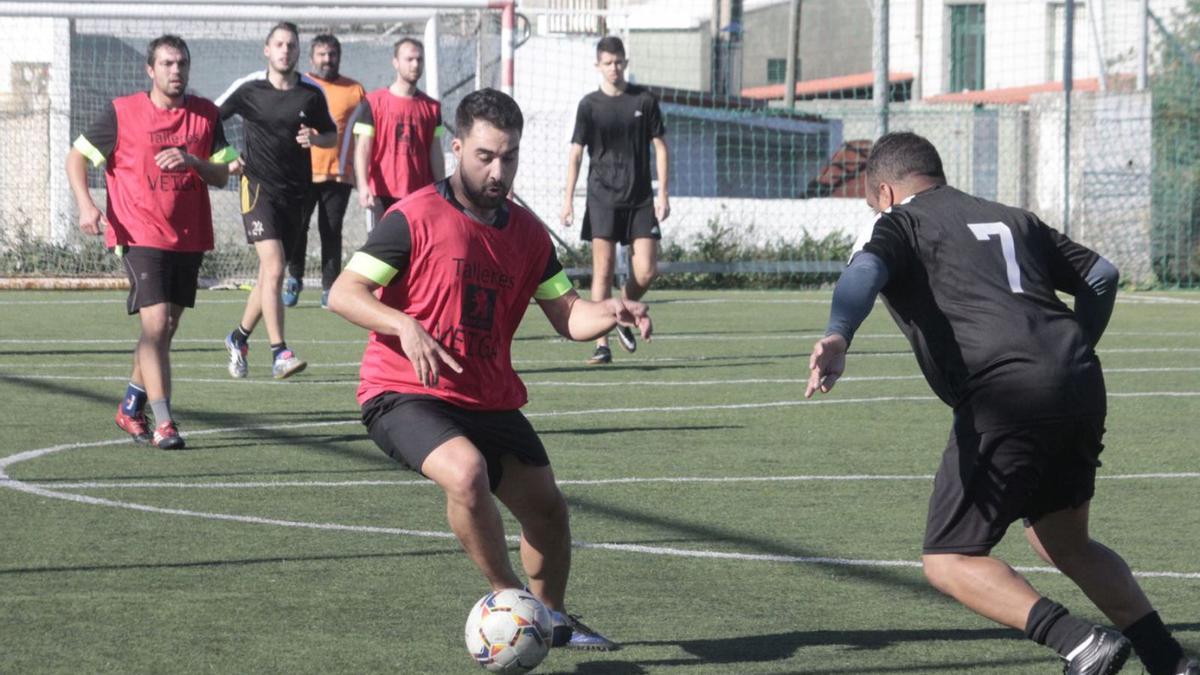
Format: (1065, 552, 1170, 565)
(351, 37, 444, 230)
(328, 89, 649, 651)
(66, 34, 237, 449)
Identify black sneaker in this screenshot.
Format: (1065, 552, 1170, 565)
(586, 345, 612, 365)
(1063, 627, 1132, 675)
(615, 324, 637, 353)
(550, 611, 617, 651)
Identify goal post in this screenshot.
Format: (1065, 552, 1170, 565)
(0, 1, 515, 286)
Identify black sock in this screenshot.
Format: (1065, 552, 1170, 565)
(1123, 611, 1184, 675)
(1025, 598, 1095, 658)
(270, 342, 287, 360)
(232, 325, 251, 345)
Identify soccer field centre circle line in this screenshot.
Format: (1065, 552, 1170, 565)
(3, 416, 1200, 582)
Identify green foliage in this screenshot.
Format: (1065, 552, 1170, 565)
(1150, 0, 1200, 287)
(0, 225, 120, 277)
(568, 216, 852, 291)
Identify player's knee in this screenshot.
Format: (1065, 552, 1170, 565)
(440, 460, 491, 509)
(633, 263, 658, 288)
(921, 554, 963, 593)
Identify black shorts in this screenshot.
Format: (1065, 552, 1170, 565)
(240, 176, 303, 244)
(581, 198, 660, 245)
(119, 246, 204, 315)
(367, 195, 399, 231)
(922, 417, 1105, 554)
(361, 392, 550, 492)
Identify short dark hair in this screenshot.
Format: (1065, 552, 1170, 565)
(455, 88, 524, 139)
(146, 34, 190, 67)
(394, 37, 424, 57)
(311, 34, 340, 55)
(865, 132, 947, 184)
(596, 36, 625, 59)
(266, 21, 299, 45)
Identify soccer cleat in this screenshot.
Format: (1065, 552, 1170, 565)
(1179, 659, 1199, 675)
(225, 332, 248, 379)
(586, 345, 612, 366)
(272, 350, 308, 379)
(615, 324, 637, 353)
(549, 612, 617, 652)
(1063, 626, 1132, 675)
(153, 420, 185, 450)
(281, 276, 302, 307)
(320, 288, 330, 309)
(115, 408, 152, 444)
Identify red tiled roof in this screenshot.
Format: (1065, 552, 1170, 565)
(742, 71, 913, 100)
(924, 78, 1105, 104)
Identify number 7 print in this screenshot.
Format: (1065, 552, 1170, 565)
(968, 222, 1025, 293)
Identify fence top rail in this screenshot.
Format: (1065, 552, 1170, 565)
(0, 3, 447, 20)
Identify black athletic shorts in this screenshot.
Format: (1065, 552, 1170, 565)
(119, 246, 204, 315)
(361, 392, 550, 492)
(581, 197, 660, 245)
(367, 195, 400, 231)
(922, 417, 1105, 555)
(240, 175, 303, 244)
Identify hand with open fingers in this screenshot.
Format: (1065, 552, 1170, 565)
(609, 298, 653, 341)
(79, 203, 108, 236)
(805, 334, 848, 399)
(396, 316, 463, 388)
(154, 147, 193, 172)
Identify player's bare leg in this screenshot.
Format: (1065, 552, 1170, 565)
(1025, 503, 1152, 628)
(587, 238, 617, 363)
(623, 237, 658, 302)
(921, 552, 1042, 629)
(130, 302, 175, 404)
(495, 455, 570, 612)
(420, 436, 524, 592)
(242, 239, 287, 345)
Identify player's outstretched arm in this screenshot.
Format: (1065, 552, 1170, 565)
(327, 269, 462, 387)
(805, 251, 889, 398)
(537, 289, 652, 343)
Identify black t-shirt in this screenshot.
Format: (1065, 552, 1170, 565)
(861, 185, 1105, 432)
(218, 74, 335, 200)
(570, 84, 665, 208)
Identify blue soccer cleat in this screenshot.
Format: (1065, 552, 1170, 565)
(281, 276, 302, 307)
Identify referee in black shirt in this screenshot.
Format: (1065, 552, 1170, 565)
(806, 132, 1196, 675)
(562, 36, 669, 365)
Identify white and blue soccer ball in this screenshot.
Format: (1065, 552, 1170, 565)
(464, 588, 552, 673)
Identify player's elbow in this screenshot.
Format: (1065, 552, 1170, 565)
(325, 277, 355, 317)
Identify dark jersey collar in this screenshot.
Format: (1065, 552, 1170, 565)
(435, 178, 510, 230)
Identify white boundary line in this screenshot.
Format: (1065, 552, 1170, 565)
(31, 471, 1200, 490)
(3, 417, 1200, 581)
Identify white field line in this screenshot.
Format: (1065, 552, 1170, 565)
(2, 293, 1197, 306)
(4, 419, 1199, 580)
(31, 472, 1200, 491)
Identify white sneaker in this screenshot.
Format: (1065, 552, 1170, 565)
(272, 350, 307, 380)
(225, 333, 248, 379)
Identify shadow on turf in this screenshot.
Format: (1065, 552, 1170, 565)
(564, 493, 935, 598)
(1, 375, 386, 467)
(0, 548, 462, 576)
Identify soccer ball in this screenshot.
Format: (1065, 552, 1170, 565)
(464, 588, 553, 673)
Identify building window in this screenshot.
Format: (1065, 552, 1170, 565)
(1047, 2, 1093, 82)
(949, 4, 985, 92)
(766, 58, 799, 85)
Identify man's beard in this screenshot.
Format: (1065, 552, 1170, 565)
(316, 64, 338, 80)
(461, 174, 507, 210)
